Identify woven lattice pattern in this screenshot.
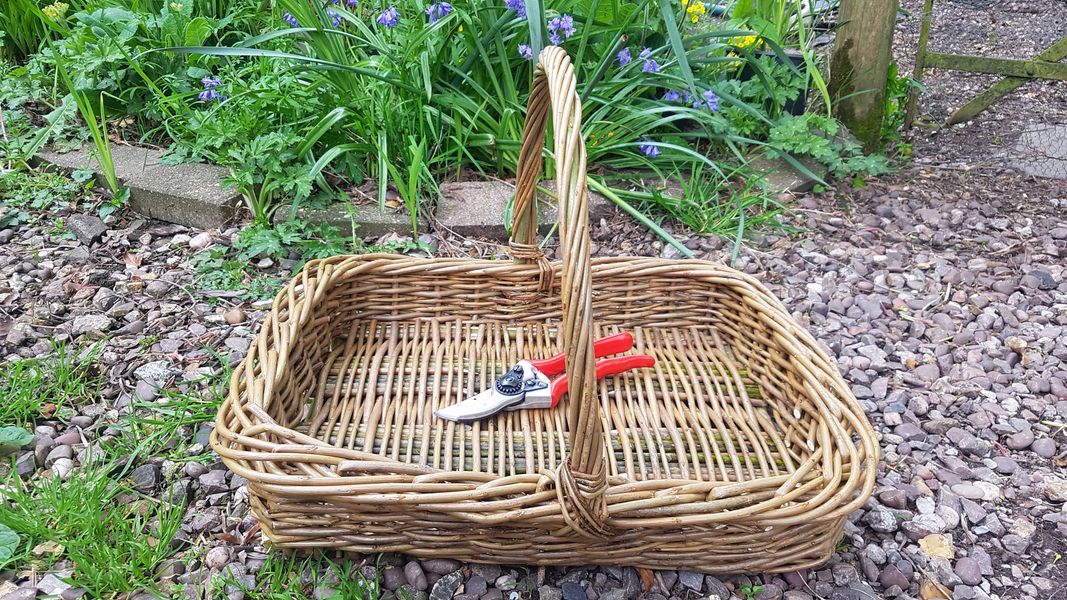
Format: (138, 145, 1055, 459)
(212, 47, 878, 573)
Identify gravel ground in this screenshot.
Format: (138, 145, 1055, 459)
(3, 6, 1067, 599)
(2, 162, 1065, 600)
(895, 0, 1067, 175)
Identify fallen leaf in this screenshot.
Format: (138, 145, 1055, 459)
(216, 532, 242, 545)
(31, 541, 64, 557)
(637, 567, 654, 592)
(40, 403, 57, 419)
(919, 575, 951, 600)
(123, 252, 143, 268)
(919, 534, 954, 559)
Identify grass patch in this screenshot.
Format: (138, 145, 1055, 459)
(210, 552, 380, 600)
(0, 457, 185, 596)
(105, 376, 225, 463)
(0, 341, 101, 428)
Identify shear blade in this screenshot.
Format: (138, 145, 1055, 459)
(434, 389, 522, 422)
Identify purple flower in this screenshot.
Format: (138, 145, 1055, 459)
(283, 11, 299, 27)
(376, 6, 399, 27)
(327, 9, 341, 26)
(662, 90, 681, 102)
(425, 2, 452, 22)
(518, 43, 533, 60)
(201, 75, 221, 88)
(346, 0, 357, 6)
(197, 89, 223, 102)
(504, 0, 526, 18)
(330, 0, 339, 3)
(547, 13, 575, 44)
(617, 47, 631, 66)
(682, 91, 693, 105)
(702, 89, 719, 111)
(639, 48, 659, 72)
(638, 141, 659, 157)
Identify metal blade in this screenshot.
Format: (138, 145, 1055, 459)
(434, 388, 524, 422)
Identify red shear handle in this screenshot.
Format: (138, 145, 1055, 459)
(528, 332, 635, 376)
(549, 355, 656, 407)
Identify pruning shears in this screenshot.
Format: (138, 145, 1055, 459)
(434, 332, 655, 422)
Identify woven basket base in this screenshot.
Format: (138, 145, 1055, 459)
(253, 490, 845, 573)
(295, 320, 807, 483)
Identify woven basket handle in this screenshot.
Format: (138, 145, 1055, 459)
(509, 48, 611, 537)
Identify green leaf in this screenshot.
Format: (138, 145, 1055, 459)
(656, 0, 697, 94)
(0, 426, 33, 455)
(594, 2, 638, 25)
(0, 523, 20, 568)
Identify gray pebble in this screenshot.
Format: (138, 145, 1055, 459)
(559, 582, 586, 600)
(677, 570, 704, 591)
(382, 567, 406, 591)
(954, 557, 983, 586)
(430, 571, 463, 600)
(404, 561, 428, 591)
(1031, 438, 1057, 458)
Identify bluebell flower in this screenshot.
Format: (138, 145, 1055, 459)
(702, 89, 719, 111)
(547, 13, 575, 44)
(425, 2, 452, 22)
(198, 89, 223, 102)
(327, 9, 341, 26)
(638, 141, 659, 157)
(376, 6, 399, 26)
(201, 75, 221, 88)
(346, 0, 357, 6)
(639, 48, 659, 72)
(518, 43, 533, 60)
(682, 91, 694, 105)
(617, 47, 631, 66)
(504, 0, 526, 18)
(283, 11, 299, 27)
(662, 90, 681, 102)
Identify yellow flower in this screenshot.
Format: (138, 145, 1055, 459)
(729, 34, 760, 50)
(42, 1, 68, 20)
(686, 1, 706, 23)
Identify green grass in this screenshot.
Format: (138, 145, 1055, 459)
(207, 552, 380, 600)
(0, 456, 186, 597)
(0, 341, 227, 596)
(0, 342, 101, 428)
(104, 368, 226, 463)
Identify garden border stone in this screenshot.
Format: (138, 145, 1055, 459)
(272, 202, 428, 239)
(36, 145, 241, 230)
(435, 180, 614, 240)
(749, 153, 827, 194)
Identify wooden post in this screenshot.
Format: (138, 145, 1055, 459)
(903, 0, 934, 129)
(829, 0, 899, 152)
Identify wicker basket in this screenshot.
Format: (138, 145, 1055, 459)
(212, 47, 878, 574)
